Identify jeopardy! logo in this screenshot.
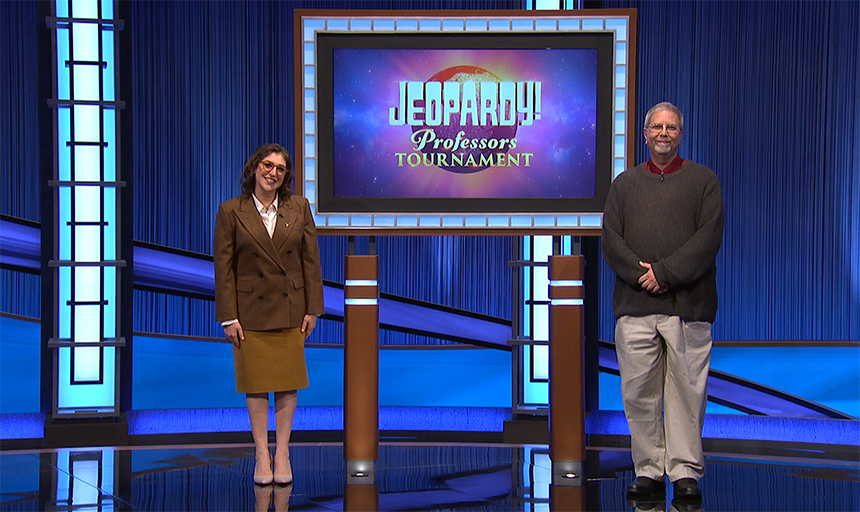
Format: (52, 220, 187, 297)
(388, 66, 540, 173)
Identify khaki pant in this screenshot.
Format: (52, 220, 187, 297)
(615, 315, 712, 482)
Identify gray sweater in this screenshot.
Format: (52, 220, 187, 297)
(601, 161, 724, 322)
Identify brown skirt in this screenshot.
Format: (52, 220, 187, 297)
(232, 327, 309, 394)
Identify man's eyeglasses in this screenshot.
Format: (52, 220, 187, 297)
(259, 160, 287, 175)
(646, 123, 680, 134)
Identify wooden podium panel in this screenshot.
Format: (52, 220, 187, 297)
(343, 255, 379, 473)
(548, 255, 585, 484)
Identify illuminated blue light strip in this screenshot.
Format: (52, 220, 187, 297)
(533, 304, 548, 341)
(101, 0, 112, 19)
(520, 236, 541, 409)
(373, 216, 395, 227)
(533, 234, 552, 262)
(70, 4, 103, 399)
(533, 266, 549, 301)
(532, 345, 548, 381)
(344, 299, 379, 306)
(345, 280, 377, 287)
(349, 215, 371, 227)
(549, 280, 583, 287)
(550, 299, 585, 306)
(103, 267, 116, 338)
(59, 267, 71, 338)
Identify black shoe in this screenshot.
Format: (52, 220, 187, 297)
(626, 495, 665, 510)
(672, 478, 702, 499)
(671, 498, 704, 512)
(626, 476, 665, 496)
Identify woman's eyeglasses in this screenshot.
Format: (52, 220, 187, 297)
(259, 160, 287, 175)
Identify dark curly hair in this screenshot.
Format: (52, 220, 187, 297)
(240, 143, 293, 200)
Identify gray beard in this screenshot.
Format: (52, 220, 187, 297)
(652, 143, 673, 155)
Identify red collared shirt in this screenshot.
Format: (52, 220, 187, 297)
(644, 154, 685, 176)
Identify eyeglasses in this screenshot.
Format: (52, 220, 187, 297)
(259, 160, 287, 175)
(646, 123, 680, 134)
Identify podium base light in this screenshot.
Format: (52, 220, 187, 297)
(552, 460, 583, 487)
(346, 460, 375, 485)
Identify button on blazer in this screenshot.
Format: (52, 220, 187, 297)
(213, 194, 324, 331)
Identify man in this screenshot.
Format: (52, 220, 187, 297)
(601, 102, 724, 500)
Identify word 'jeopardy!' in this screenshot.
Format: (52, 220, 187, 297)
(389, 81, 542, 127)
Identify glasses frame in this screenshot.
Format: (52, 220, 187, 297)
(646, 123, 680, 134)
(259, 160, 287, 175)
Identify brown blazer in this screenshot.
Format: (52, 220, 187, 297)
(213, 194, 323, 331)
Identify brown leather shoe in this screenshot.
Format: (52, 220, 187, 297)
(626, 476, 665, 496)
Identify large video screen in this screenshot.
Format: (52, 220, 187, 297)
(315, 32, 614, 214)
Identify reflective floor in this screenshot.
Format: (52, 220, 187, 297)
(1, 442, 858, 511)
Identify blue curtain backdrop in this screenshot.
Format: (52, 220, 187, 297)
(1, 1, 40, 223)
(2, 0, 858, 344)
(597, 0, 859, 342)
(0, 1, 41, 318)
(125, 0, 521, 341)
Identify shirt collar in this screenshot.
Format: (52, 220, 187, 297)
(251, 194, 278, 214)
(645, 154, 685, 175)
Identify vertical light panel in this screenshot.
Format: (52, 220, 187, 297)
(47, 0, 125, 418)
(517, 235, 584, 413)
(511, 446, 551, 510)
(520, 235, 555, 410)
(48, 450, 116, 510)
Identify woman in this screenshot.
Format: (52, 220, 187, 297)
(213, 143, 323, 485)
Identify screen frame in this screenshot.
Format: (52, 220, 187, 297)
(315, 31, 615, 215)
(294, 9, 638, 234)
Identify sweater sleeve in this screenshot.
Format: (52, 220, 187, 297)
(601, 176, 649, 287)
(652, 174, 724, 289)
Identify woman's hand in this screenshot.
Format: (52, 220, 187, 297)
(301, 314, 318, 338)
(223, 322, 245, 347)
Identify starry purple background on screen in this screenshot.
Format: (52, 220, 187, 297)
(331, 48, 597, 199)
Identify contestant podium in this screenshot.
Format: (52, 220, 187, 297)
(343, 252, 379, 488)
(547, 255, 586, 488)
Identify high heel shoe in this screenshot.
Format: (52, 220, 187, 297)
(253, 452, 274, 485)
(273, 457, 292, 485)
(254, 473, 274, 486)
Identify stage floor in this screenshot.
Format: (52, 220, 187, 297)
(1, 441, 857, 511)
